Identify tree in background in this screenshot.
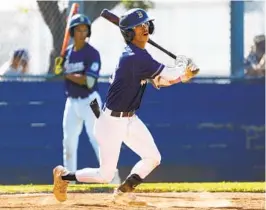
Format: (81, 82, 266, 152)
(37, 0, 154, 73)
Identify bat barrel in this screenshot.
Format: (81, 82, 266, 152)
(100, 9, 119, 26)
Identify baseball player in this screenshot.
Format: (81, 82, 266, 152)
(0, 49, 29, 81)
(56, 13, 120, 185)
(52, 8, 199, 203)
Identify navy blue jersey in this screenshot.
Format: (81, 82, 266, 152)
(105, 43, 164, 112)
(64, 42, 101, 98)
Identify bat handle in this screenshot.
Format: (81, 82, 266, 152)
(148, 39, 177, 60)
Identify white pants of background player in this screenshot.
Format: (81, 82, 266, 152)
(74, 107, 161, 183)
(63, 91, 102, 172)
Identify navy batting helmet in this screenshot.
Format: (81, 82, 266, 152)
(69, 14, 91, 37)
(119, 8, 154, 42)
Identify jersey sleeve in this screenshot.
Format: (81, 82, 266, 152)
(136, 53, 165, 79)
(85, 50, 101, 79)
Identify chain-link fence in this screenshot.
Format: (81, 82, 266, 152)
(0, 1, 69, 77)
(0, 1, 264, 78)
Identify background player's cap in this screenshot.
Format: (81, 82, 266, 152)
(69, 13, 91, 29)
(119, 8, 154, 30)
(13, 49, 29, 62)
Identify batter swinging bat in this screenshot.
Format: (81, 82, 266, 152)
(100, 9, 177, 60)
(54, 3, 79, 75)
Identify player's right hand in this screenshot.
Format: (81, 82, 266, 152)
(181, 59, 200, 83)
(180, 58, 199, 83)
(54, 56, 64, 75)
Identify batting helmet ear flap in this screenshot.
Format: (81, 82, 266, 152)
(121, 29, 135, 42)
(70, 28, 74, 37)
(69, 25, 91, 38)
(87, 25, 91, 37)
(148, 21, 154, 34)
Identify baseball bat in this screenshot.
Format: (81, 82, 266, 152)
(54, 3, 79, 75)
(100, 9, 177, 60)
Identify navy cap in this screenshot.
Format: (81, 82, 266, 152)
(119, 8, 154, 30)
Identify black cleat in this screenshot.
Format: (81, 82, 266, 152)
(117, 174, 143, 193)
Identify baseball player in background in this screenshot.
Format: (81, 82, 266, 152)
(52, 8, 199, 203)
(0, 49, 29, 81)
(57, 13, 120, 185)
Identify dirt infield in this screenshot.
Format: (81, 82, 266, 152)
(0, 192, 264, 210)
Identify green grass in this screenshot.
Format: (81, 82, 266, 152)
(0, 182, 264, 194)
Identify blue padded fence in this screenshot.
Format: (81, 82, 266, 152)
(0, 79, 264, 184)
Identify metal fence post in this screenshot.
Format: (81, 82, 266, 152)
(230, 1, 244, 77)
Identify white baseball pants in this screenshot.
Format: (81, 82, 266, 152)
(75, 108, 161, 183)
(62, 91, 102, 172)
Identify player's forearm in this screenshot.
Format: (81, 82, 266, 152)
(158, 66, 186, 85)
(159, 58, 199, 84)
(65, 74, 86, 85)
(256, 57, 265, 72)
(150, 75, 181, 89)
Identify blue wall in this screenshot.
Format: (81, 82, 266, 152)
(0, 80, 264, 184)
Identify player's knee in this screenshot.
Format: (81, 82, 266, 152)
(152, 152, 161, 167)
(99, 169, 116, 183)
(142, 152, 161, 168)
(100, 174, 114, 184)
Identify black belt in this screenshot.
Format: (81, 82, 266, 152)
(103, 107, 135, 118)
(69, 95, 88, 99)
